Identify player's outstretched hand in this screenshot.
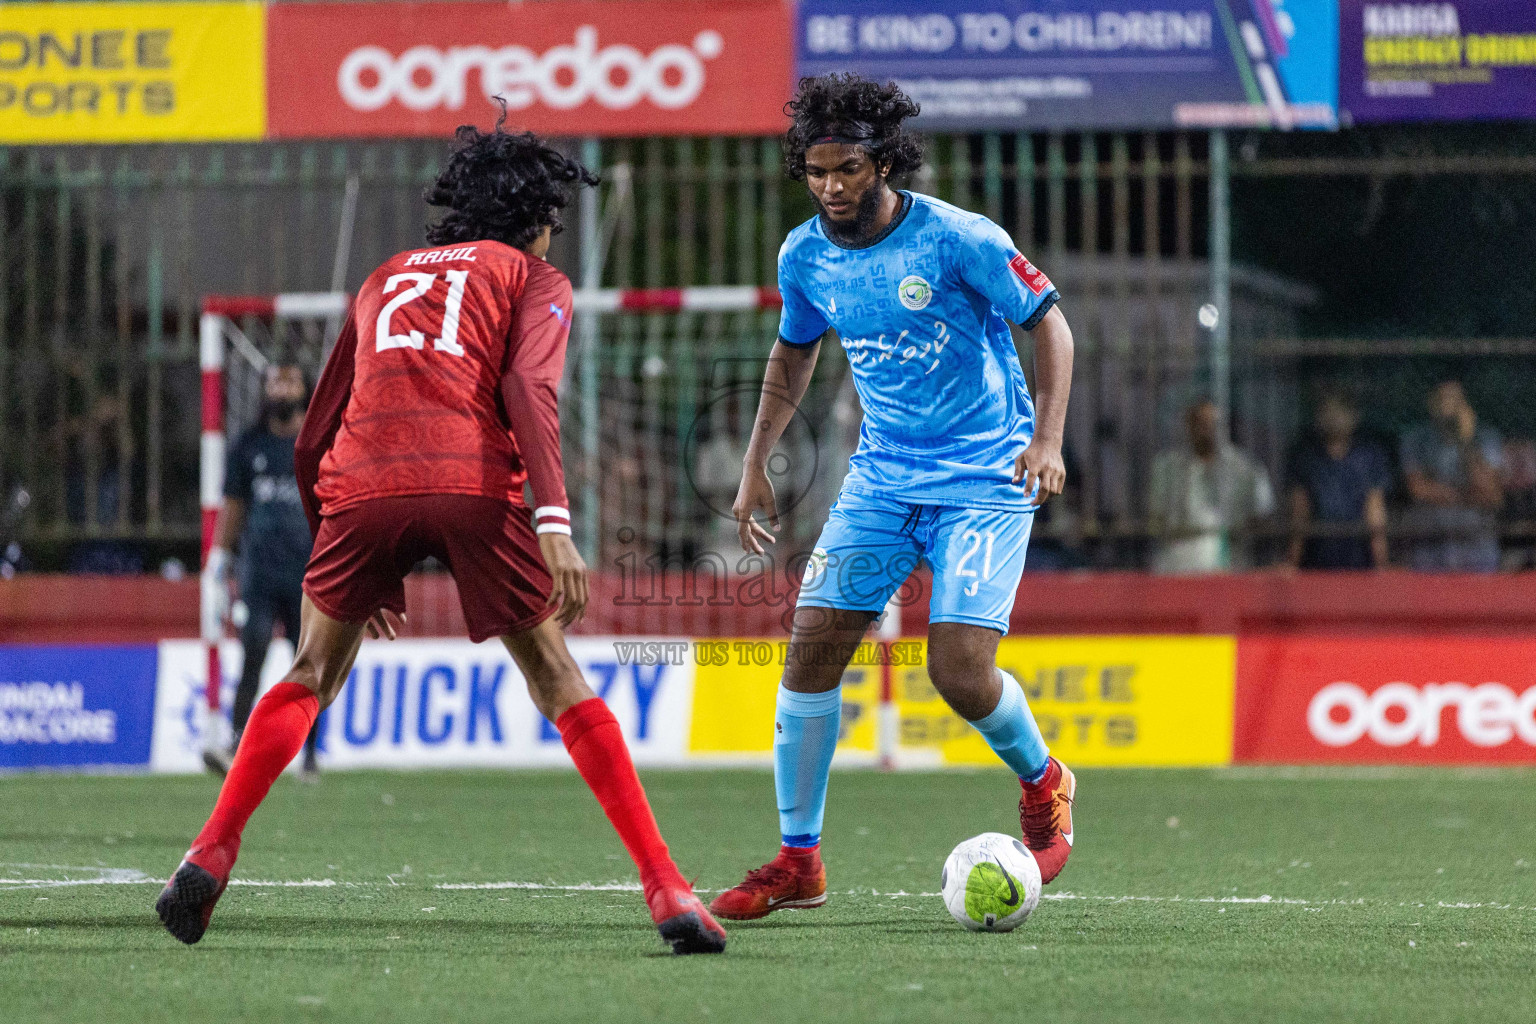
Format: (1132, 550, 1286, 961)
(365, 608, 406, 640)
(538, 532, 589, 628)
(1013, 436, 1067, 508)
(734, 464, 780, 555)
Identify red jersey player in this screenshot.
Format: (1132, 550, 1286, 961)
(156, 120, 727, 955)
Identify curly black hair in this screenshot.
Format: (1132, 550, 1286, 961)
(424, 104, 599, 250)
(784, 73, 923, 182)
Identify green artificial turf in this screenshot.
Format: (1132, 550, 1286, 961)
(2, 767, 1534, 1023)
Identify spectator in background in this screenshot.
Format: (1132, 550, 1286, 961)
(1148, 399, 1274, 574)
(1400, 379, 1503, 572)
(60, 388, 141, 574)
(1285, 391, 1390, 570)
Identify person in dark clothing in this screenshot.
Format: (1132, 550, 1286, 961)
(203, 364, 319, 778)
(1285, 391, 1391, 570)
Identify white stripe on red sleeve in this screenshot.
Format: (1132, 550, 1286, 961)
(534, 506, 572, 536)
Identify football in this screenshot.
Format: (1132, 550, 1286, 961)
(940, 832, 1042, 933)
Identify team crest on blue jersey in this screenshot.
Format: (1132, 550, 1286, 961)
(802, 547, 829, 587)
(898, 275, 932, 311)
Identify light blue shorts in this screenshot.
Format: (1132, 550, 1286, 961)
(796, 492, 1033, 633)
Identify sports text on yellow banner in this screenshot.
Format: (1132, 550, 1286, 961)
(0, 3, 264, 143)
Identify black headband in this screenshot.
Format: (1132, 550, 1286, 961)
(810, 133, 874, 148)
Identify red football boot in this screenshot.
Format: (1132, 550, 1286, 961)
(155, 841, 237, 945)
(1020, 757, 1076, 884)
(708, 845, 827, 921)
(645, 874, 727, 954)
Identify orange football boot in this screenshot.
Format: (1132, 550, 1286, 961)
(1020, 757, 1076, 883)
(708, 845, 827, 921)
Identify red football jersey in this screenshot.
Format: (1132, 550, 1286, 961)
(297, 239, 574, 536)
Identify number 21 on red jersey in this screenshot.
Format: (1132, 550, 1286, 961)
(375, 270, 469, 357)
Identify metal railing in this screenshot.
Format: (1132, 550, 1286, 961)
(5, 128, 1536, 572)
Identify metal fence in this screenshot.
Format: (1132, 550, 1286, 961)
(3, 130, 1536, 572)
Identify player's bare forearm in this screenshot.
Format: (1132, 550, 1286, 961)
(744, 341, 819, 471)
(735, 340, 819, 554)
(1013, 306, 1073, 501)
(538, 531, 589, 627)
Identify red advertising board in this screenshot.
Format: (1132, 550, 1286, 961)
(1235, 635, 1536, 764)
(267, 1, 792, 139)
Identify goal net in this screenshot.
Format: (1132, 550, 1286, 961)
(198, 293, 349, 750)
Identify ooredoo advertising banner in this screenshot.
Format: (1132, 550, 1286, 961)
(0, 645, 157, 769)
(266, 1, 792, 139)
(1235, 635, 1536, 764)
(0, 2, 265, 143)
(1340, 0, 1536, 123)
(796, 0, 1338, 130)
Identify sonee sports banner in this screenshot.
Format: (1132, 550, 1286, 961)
(0, 2, 265, 143)
(688, 635, 1237, 767)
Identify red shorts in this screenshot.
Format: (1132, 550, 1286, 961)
(303, 494, 553, 643)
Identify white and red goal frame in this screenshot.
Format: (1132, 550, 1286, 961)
(198, 293, 350, 743)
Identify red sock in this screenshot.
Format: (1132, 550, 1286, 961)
(189, 682, 318, 876)
(557, 698, 675, 889)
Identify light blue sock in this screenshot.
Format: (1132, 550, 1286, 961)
(969, 670, 1050, 783)
(774, 685, 842, 848)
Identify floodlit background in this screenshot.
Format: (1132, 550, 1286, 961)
(4, 4, 1536, 1023)
(5, 2, 1536, 775)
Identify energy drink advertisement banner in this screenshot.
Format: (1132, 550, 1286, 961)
(797, 0, 1338, 130)
(1340, 1, 1536, 123)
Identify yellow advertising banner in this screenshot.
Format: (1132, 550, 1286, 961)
(898, 635, 1236, 767)
(689, 640, 890, 758)
(0, 3, 264, 143)
(689, 635, 1235, 768)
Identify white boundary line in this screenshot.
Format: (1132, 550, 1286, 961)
(1, 868, 1531, 912)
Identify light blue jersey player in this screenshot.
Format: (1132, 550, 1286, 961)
(710, 75, 1080, 923)
(782, 190, 1055, 631)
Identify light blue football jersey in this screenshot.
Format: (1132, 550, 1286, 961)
(777, 191, 1060, 511)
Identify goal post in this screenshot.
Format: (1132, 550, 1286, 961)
(198, 292, 350, 752)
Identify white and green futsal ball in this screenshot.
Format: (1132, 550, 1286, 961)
(940, 832, 1042, 932)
